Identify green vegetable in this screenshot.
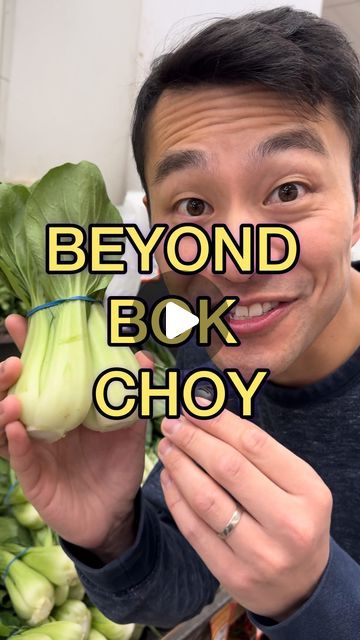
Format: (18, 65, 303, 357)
(15, 620, 84, 639)
(68, 580, 86, 601)
(0, 609, 21, 637)
(83, 302, 139, 431)
(89, 629, 107, 640)
(0, 161, 139, 441)
(53, 599, 91, 640)
(142, 450, 158, 484)
(31, 526, 56, 547)
(90, 607, 135, 640)
(4, 543, 78, 586)
(53, 584, 70, 606)
(12, 503, 45, 530)
(0, 549, 54, 625)
(12, 634, 52, 640)
(6, 470, 27, 505)
(0, 516, 22, 543)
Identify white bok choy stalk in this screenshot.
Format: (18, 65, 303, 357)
(53, 599, 91, 640)
(68, 579, 86, 601)
(89, 630, 108, 640)
(53, 584, 70, 606)
(90, 607, 136, 640)
(11, 503, 45, 530)
(84, 302, 139, 430)
(15, 620, 84, 639)
(0, 162, 139, 441)
(3, 543, 78, 586)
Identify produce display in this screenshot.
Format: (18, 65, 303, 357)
(0, 160, 177, 637)
(0, 441, 162, 639)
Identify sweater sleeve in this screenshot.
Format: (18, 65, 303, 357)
(248, 538, 360, 639)
(60, 461, 219, 628)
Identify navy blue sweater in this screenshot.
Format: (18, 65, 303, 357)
(62, 263, 360, 639)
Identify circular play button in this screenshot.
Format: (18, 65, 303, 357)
(138, 270, 239, 361)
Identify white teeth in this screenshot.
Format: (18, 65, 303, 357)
(249, 303, 263, 317)
(230, 301, 280, 319)
(235, 305, 248, 318)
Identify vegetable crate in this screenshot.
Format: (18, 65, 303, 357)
(142, 588, 255, 640)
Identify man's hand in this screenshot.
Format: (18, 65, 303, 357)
(158, 404, 332, 620)
(0, 314, 152, 561)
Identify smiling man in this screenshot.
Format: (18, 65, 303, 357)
(145, 84, 360, 384)
(1, 6, 360, 640)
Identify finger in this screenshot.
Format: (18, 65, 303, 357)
(4, 315, 27, 352)
(0, 395, 22, 427)
(159, 467, 239, 585)
(158, 438, 238, 531)
(158, 434, 285, 534)
(135, 350, 154, 369)
(0, 357, 22, 400)
(180, 402, 319, 494)
(5, 422, 41, 492)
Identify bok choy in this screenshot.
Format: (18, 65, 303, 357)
(0, 161, 139, 441)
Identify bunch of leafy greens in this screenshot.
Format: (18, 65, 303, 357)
(0, 161, 139, 441)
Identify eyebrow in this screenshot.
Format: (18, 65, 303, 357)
(153, 149, 208, 185)
(152, 128, 327, 185)
(254, 128, 327, 159)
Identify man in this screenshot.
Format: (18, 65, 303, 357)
(1, 6, 360, 638)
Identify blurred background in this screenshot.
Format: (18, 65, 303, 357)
(0, 0, 359, 258)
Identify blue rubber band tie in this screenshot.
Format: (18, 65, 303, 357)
(2, 547, 31, 582)
(3, 480, 19, 507)
(27, 295, 102, 317)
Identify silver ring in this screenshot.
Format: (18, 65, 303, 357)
(218, 505, 242, 540)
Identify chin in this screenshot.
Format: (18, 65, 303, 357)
(212, 343, 298, 382)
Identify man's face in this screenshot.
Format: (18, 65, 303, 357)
(144, 85, 360, 383)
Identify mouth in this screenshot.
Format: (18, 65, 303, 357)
(226, 299, 296, 336)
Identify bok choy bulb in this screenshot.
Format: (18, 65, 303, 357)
(68, 579, 86, 601)
(84, 303, 139, 430)
(0, 549, 54, 625)
(12, 503, 45, 530)
(0, 162, 139, 441)
(16, 621, 84, 639)
(53, 599, 91, 640)
(54, 584, 70, 606)
(90, 607, 135, 640)
(89, 630, 108, 640)
(4, 543, 78, 586)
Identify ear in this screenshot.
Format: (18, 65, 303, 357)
(352, 178, 360, 246)
(143, 194, 150, 217)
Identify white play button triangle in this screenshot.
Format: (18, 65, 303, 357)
(165, 301, 199, 340)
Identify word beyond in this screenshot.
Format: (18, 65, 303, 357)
(93, 367, 270, 420)
(46, 223, 300, 274)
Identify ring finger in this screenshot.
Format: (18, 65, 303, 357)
(158, 438, 267, 553)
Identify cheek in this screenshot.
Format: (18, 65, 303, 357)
(153, 237, 195, 299)
(293, 213, 354, 278)
(154, 234, 203, 266)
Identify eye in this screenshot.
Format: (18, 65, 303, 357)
(174, 198, 213, 217)
(265, 182, 307, 205)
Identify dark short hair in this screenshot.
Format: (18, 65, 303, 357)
(131, 6, 360, 203)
